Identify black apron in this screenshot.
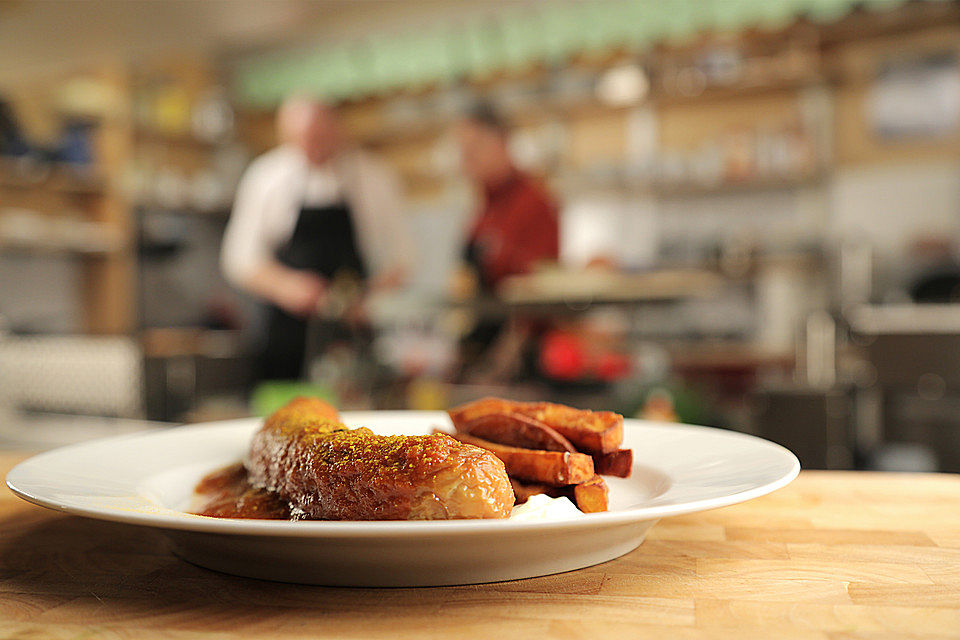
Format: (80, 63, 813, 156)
(259, 200, 367, 381)
(461, 238, 505, 352)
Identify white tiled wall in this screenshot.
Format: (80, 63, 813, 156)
(830, 160, 960, 257)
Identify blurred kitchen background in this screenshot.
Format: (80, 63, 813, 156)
(2, 0, 960, 473)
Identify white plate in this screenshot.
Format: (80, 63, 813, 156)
(6, 411, 798, 586)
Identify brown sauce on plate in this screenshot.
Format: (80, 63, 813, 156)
(192, 463, 293, 520)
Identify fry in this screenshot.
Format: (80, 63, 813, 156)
(573, 475, 609, 513)
(510, 478, 568, 504)
(453, 412, 575, 452)
(449, 398, 623, 454)
(518, 402, 623, 454)
(593, 449, 633, 478)
(434, 429, 594, 485)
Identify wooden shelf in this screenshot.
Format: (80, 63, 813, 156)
(498, 268, 727, 308)
(134, 204, 231, 219)
(0, 162, 106, 195)
(358, 121, 447, 147)
(0, 239, 123, 258)
(651, 75, 825, 108)
(0, 245, 120, 258)
(554, 170, 826, 198)
(357, 98, 635, 148)
(651, 171, 826, 198)
(351, 70, 820, 150)
(668, 341, 795, 371)
(133, 128, 223, 150)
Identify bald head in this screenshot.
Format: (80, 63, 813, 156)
(277, 96, 343, 165)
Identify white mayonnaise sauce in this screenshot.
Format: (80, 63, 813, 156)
(509, 493, 585, 521)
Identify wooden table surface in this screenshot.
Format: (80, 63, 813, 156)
(2, 451, 959, 639)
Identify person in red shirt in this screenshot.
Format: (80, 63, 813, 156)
(459, 102, 560, 291)
(454, 102, 560, 381)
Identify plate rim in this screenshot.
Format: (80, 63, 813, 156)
(6, 412, 800, 538)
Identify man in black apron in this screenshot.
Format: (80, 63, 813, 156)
(222, 97, 412, 383)
(260, 198, 367, 381)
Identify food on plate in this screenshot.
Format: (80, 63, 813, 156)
(449, 397, 623, 454)
(438, 430, 595, 485)
(249, 397, 515, 520)
(511, 475, 609, 513)
(452, 412, 575, 452)
(193, 395, 625, 520)
(509, 493, 585, 521)
(592, 448, 633, 478)
(194, 397, 514, 520)
(193, 462, 291, 519)
(445, 397, 632, 512)
(573, 475, 609, 513)
(510, 478, 567, 504)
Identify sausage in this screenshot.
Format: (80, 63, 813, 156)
(245, 397, 514, 520)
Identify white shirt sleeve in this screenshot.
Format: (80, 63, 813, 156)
(220, 159, 278, 288)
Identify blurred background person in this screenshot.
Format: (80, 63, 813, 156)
(221, 96, 412, 381)
(453, 102, 560, 382)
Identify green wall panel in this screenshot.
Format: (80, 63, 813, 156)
(233, 0, 936, 107)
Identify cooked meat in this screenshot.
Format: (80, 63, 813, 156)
(245, 397, 514, 520)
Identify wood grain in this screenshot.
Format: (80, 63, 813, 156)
(2, 452, 960, 639)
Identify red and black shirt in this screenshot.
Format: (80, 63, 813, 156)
(466, 170, 559, 292)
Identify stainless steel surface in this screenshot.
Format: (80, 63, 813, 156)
(848, 304, 960, 335)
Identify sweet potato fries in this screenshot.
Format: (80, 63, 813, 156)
(442, 397, 633, 513)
